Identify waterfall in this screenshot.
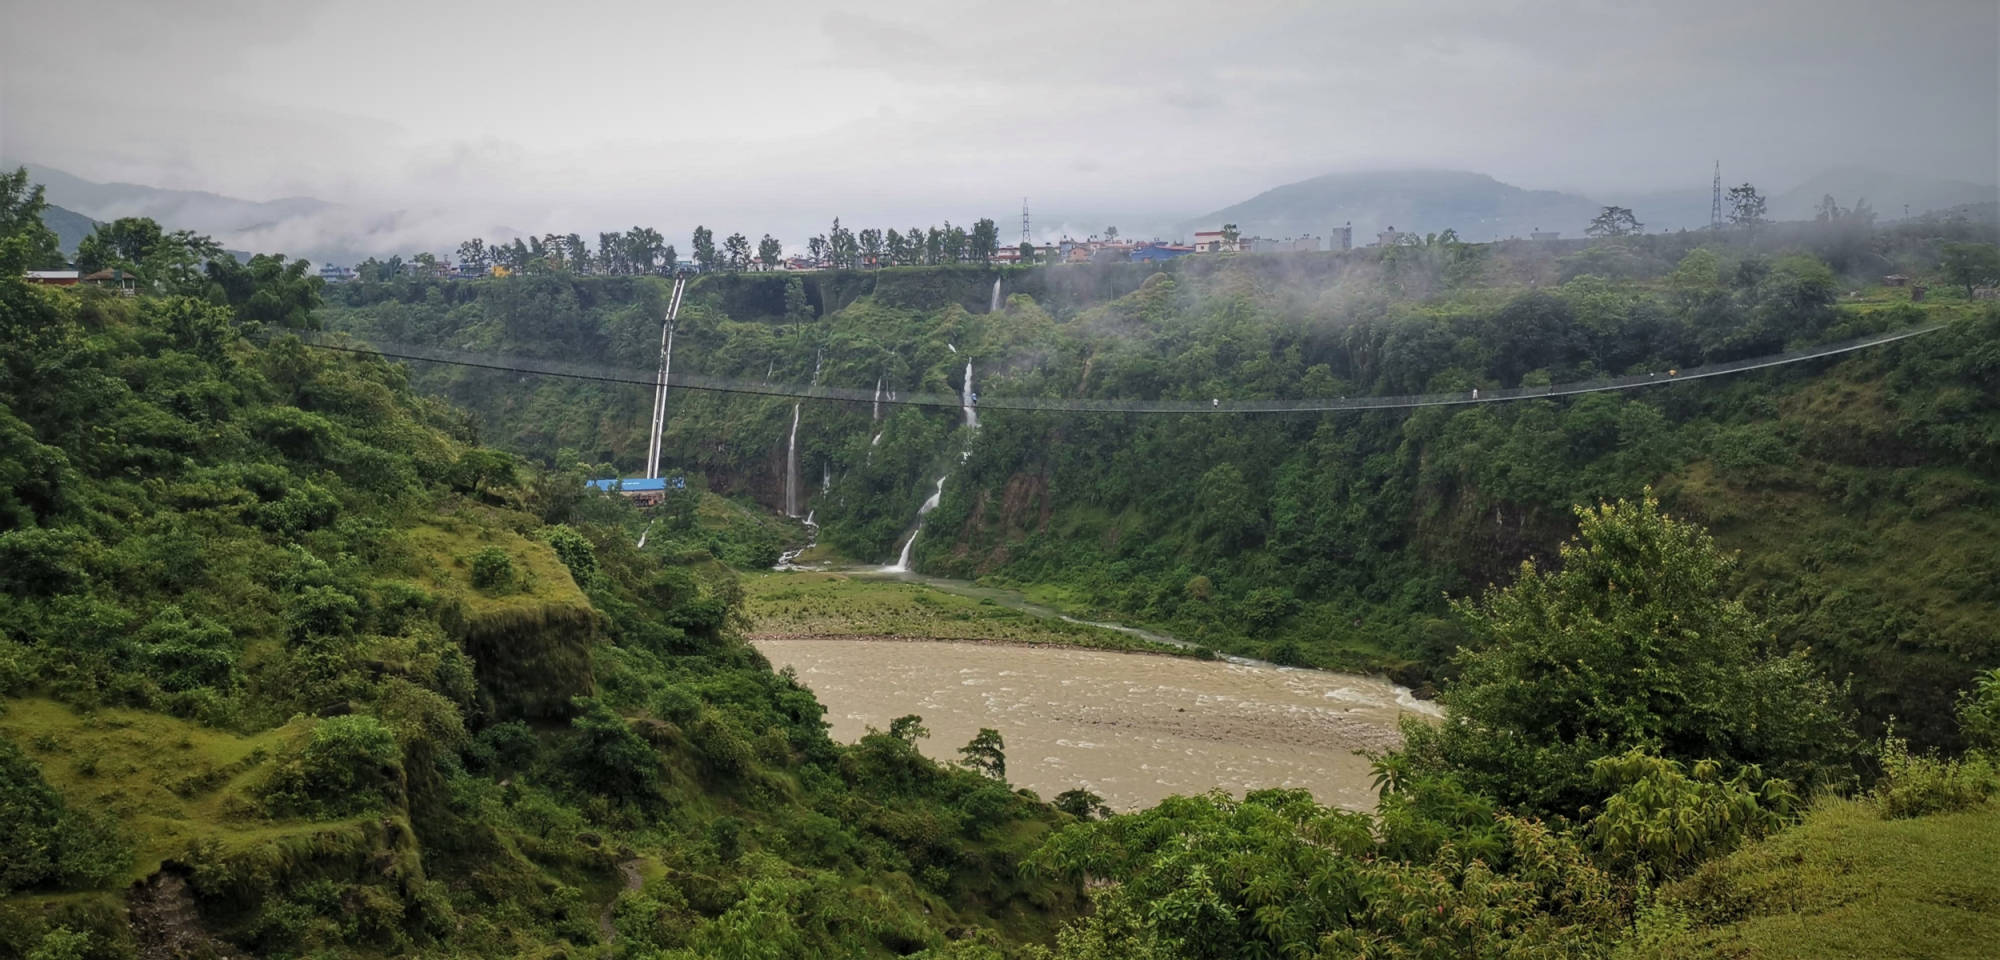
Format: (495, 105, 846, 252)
(774, 510, 819, 569)
(822, 463, 830, 494)
(783, 352, 822, 519)
(872, 378, 883, 420)
(990, 276, 1003, 313)
(880, 365, 978, 572)
(961, 362, 978, 431)
(883, 474, 949, 573)
(784, 403, 801, 517)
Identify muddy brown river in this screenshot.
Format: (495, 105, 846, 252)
(753, 637, 1439, 812)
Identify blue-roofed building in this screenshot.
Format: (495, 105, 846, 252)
(1128, 244, 1195, 263)
(586, 475, 686, 506)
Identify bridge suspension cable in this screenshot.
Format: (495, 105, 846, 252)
(279, 322, 1944, 416)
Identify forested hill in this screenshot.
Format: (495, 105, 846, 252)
(322, 227, 2000, 748)
(0, 264, 1086, 956)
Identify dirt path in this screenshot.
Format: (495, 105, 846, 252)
(597, 858, 644, 943)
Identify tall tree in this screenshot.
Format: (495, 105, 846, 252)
(807, 235, 827, 266)
(885, 229, 906, 266)
(1585, 206, 1643, 238)
(75, 217, 165, 273)
(907, 226, 926, 265)
(627, 227, 665, 273)
(757, 234, 782, 271)
(565, 233, 588, 272)
(691, 225, 718, 272)
(596, 231, 622, 274)
(828, 218, 856, 269)
(723, 232, 751, 272)
(1400, 493, 1852, 817)
(1938, 242, 2000, 298)
(857, 228, 883, 267)
(1221, 223, 1241, 248)
(661, 243, 678, 273)
(957, 728, 1005, 780)
(0, 167, 66, 272)
(969, 218, 999, 261)
(1727, 183, 1767, 233)
(456, 238, 488, 270)
(944, 222, 968, 263)
(1103, 225, 1119, 241)
(75, 217, 221, 292)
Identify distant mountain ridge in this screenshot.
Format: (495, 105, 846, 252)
(7, 160, 513, 267)
(1182, 169, 1602, 244)
(15, 161, 333, 237)
(1186, 166, 2000, 243)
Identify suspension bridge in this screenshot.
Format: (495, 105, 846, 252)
(282, 319, 1945, 417)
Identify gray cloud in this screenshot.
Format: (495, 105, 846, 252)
(3, 0, 1992, 259)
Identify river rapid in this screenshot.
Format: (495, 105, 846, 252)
(754, 634, 1439, 812)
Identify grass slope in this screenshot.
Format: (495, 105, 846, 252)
(1646, 798, 2000, 959)
(742, 571, 1200, 655)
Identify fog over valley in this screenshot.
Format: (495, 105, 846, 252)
(4, 0, 1994, 261)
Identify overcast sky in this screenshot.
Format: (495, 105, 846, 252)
(3, 0, 1995, 248)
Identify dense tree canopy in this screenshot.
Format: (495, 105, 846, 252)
(1401, 494, 1854, 816)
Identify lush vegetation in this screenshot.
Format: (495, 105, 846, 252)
(324, 221, 1999, 749)
(0, 198, 1085, 956)
(8, 171, 1998, 957)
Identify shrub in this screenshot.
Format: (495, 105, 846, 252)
(470, 720, 537, 773)
(1054, 788, 1111, 821)
(0, 740, 129, 894)
(0, 527, 93, 596)
(468, 547, 513, 592)
(1872, 734, 1995, 820)
(285, 585, 360, 642)
(1587, 750, 1795, 879)
(135, 605, 237, 692)
(1957, 667, 2000, 751)
(262, 714, 403, 819)
(563, 697, 658, 799)
(540, 524, 597, 586)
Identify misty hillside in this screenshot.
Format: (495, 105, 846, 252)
(15, 161, 333, 236)
(41, 202, 95, 253)
(8, 161, 518, 266)
(1182, 169, 1602, 243)
(1773, 165, 1998, 221)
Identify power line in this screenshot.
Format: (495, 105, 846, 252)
(279, 323, 1944, 417)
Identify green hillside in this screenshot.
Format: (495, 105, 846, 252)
(0, 266, 1081, 957)
(7, 177, 1999, 958)
(322, 229, 2000, 747)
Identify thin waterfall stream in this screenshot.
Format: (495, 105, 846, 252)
(881, 362, 980, 572)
